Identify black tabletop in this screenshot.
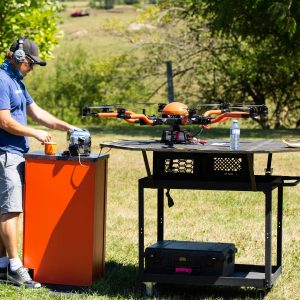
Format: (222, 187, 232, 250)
(24, 151, 109, 162)
(100, 139, 300, 154)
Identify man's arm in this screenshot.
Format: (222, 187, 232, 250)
(0, 109, 51, 143)
(27, 102, 76, 131)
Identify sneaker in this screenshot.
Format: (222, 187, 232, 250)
(0, 266, 7, 280)
(7, 267, 41, 288)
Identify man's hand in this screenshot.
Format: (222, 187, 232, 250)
(33, 129, 52, 143)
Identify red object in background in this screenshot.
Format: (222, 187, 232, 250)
(23, 154, 108, 286)
(70, 9, 90, 17)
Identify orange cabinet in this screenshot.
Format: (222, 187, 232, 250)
(23, 153, 109, 286)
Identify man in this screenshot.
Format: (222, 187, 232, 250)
(0, 37, 78, 288)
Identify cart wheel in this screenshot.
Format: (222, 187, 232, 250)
(142, 282, 159, 299)
(256, 289, 266, 299)
(152, 284, 159, 299)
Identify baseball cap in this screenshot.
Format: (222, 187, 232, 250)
(10, 38, 47, 66)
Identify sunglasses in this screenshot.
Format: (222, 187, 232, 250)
(24, 56, 36, 67)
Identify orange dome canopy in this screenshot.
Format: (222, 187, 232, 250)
(162, 102, 189, 116)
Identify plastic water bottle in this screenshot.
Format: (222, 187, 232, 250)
(230, 120, 240, 150)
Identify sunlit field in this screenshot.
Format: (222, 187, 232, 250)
(17, 126, 299, 300)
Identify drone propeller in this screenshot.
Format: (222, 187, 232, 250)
(229, 105, 268, 117)
(82, 105, 116, 116)
(230, 104, 267, 108)
(196, 104, 224, 107)
(86, 105, 115, 109)
(229, 106, 252, 110)
(193, 101, 231, 110)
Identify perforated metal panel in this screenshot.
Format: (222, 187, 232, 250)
(153, 152, 252, 180)
(213, 157, 242, 173)
(164, 159, 194, 174)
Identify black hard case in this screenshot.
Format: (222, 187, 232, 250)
(145, 240, 237, 276)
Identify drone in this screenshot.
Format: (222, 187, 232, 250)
(82, 101, 268, 145)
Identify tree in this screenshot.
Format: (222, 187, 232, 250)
(201, 0, 300, 44)
(89, 0, 115, 9)
(0, 0, 63, 60)
(194, 0, 300, 128)
(26, 47, 151, 124)
(115, 1, 300, 128)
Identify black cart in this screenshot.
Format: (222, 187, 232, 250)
(100, 139, 300, 298)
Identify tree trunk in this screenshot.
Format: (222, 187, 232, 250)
(244, 82, 270, 129)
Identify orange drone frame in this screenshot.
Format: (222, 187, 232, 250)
(82, 101, 268, 144)
(83, 101, 267, 126)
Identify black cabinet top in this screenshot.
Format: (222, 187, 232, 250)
(24, 151, 109, 162)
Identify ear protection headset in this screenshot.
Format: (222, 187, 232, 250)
(13, 37, 26, 64)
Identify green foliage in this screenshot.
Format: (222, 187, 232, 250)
(26, 47, 150, 125)
(0, 0, 63, 60)
(89, 0, 147, 8)
(89, 0, 115, 9)
(124, 0, 139, 4)
(201, 0, 300, 44)
(116, 0, 300, 128)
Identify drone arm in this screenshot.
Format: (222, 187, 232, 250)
(126, 114, 154, 125)
(210, 112, 250, 124)
(203, 110, 230, 122)
(96, 111, 154, 125)
(125, 119, 137, 124)
(203, 110, 223, 117)
(97, 112, 118, 118)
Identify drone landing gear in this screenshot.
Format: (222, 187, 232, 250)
(161, 126, 207, 146)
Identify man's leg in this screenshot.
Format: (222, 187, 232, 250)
(0, 212, 20, 280)
(0, 152, 11, 279)
(0, 234, 8, 280)
(0, 152, 23, 267)
(0, 212, 20, 259)
(0, 213, 41, 288)
(0, 239, 6, 258)
(0, 152, 40, 288)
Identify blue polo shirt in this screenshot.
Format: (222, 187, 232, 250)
(0, 60, 34, 155)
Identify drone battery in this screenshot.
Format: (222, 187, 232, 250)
(161, 130, 191, 143)
(145, 240, 236, 276)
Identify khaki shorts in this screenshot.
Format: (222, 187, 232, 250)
(0, 151, 25, 214)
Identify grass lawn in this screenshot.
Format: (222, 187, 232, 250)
(0, 126, 298, 300)
(57, 3, 138, 58)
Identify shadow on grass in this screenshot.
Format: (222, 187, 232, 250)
(87, 124, 300, 140)
(90, 260, 140, 298)
(151, 284, 262, 300)
(48, 260, 263, 299)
